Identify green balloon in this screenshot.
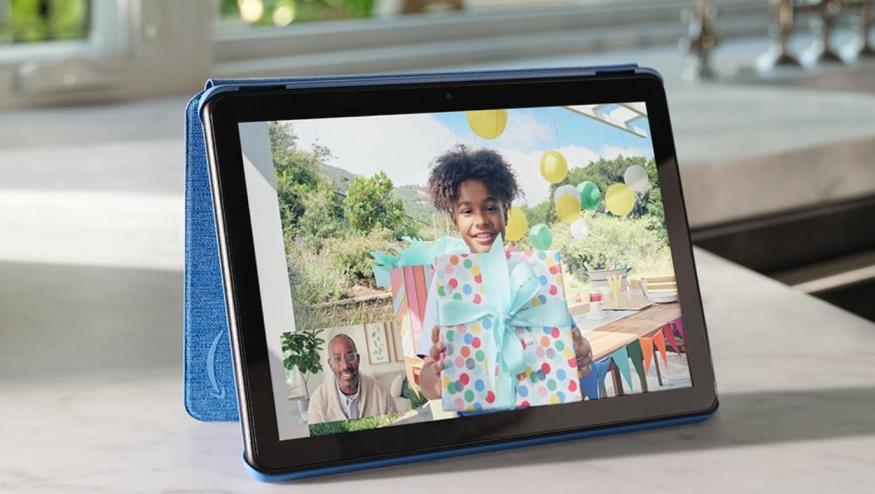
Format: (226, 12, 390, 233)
(528, 223, 553, 251)
(577, 181, 602, 211)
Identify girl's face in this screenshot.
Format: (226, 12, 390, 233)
(451, 179, 509, 253)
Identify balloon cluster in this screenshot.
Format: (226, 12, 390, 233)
(472, 112, 654, 250)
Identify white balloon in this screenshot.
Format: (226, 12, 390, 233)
(553, 184, 578, 204)
(623, 164, 651, 193)
(570, 217, 589, 240)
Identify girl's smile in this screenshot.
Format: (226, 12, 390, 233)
(452, 179, 509, 253)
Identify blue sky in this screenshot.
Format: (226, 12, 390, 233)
(287, 104, 654, 205)
(433, 105, 651, 156)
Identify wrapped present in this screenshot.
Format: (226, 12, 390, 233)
(435, 235, 582, 412)
(372, 236, 468, 357)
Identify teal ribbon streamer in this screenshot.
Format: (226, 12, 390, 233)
(371, 236, 468, 288)
(437, 235, 571, 409)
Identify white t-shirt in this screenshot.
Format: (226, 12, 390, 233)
(334, 379, 361, 419)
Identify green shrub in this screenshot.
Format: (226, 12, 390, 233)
(296, 186, 345, 250)
(323, 228, 394, 284)
(552, 213, 672, 280)
(286, 240, 346, 308)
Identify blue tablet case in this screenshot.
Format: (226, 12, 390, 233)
(184, 79, 241, 421)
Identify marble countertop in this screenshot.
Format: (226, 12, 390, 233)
(2, 248, 874, 492)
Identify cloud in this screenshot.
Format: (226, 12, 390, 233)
(492, 111, 553, 149)
(601, 144, 654, 160)
(287, 113, 459, 187)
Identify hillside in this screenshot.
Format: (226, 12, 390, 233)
(321, 164, 436, 225)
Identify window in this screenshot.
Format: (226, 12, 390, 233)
(0, 0, 766, 107)
(0, 1, 213, 108)
(0, 0, 90, 44)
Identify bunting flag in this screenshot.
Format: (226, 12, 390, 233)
(580, 357, 613, 400)
(652, 331, 668, 366)
(673, 317, 686, 343)
(662, 324, 680, 354)
(626, 339, 646, 388)
(611, 347, 634, 391)
(639, 336, 654, 375)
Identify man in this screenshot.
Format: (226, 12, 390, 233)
(307, 333, 397, 424)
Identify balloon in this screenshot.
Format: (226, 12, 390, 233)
(555, 194, 581, 224)
(466, 110, 507, 139)
(605, 183, 635, 216)
(539, 150, 568, 184)
(553, 184, 577, 202)
(570, 218, 589, 240)
(528, 224, 553, 251)
(577, 181, 602, 210)
(504, 206, 529, 242)
(623, 164, 651, 193)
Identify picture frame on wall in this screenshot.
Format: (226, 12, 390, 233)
(363, 322, 391, 365)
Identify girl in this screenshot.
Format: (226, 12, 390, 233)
(418, 145, 593, 401)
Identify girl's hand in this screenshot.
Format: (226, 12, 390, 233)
(419, 326, 445, 400)
(572, 328, 593, 377)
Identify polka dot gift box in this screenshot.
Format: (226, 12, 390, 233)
(434, 236, 582, 412)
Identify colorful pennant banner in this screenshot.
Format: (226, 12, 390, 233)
(639, 336, 654, 376)
(652, 331, 668, 366)
(611, 347, 634, 391)
(662, 324, 680, 354)
(626, 339, 646, 387)
(673, 317, 686, 343)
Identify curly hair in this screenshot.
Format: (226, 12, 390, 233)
(427, 145, 521, 213)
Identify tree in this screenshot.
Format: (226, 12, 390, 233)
(560, 154, 656, 219)
(344, 172, 406, 235)
(522, 200, 555, 227)
(268, 121, 336, 233)
(296, 186, 346, 249)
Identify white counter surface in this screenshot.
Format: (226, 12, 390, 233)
(2, 248, 873, 492)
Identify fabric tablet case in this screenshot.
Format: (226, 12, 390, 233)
(185, 80, 240, 421)
(183, 67, 642, 422)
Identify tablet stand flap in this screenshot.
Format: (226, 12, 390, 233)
(184, 83, 240, 422)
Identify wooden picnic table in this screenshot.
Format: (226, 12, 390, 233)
(585, 303, 681, 360)
(571, 302, 681, 396)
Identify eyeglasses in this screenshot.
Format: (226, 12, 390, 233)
(330, 352, 359, 364)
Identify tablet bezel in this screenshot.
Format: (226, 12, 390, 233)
(201, 69, 717, 475)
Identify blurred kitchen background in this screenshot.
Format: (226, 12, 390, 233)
(1, 0, 874, 380)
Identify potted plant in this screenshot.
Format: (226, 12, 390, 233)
(281, 328, 325, 420)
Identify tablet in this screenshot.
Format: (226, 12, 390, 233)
(199, 66, 717, 481)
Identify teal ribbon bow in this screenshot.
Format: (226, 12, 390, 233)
(437, 235, 572, 410)
(371, 236, 468, 288)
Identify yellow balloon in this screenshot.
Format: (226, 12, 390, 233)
(504, 206, 528, 241)
(556, 194, 581, 224)
(466, 110, 507, 140)
(605, 183, 635, 216)
(540, 150, 568, 184)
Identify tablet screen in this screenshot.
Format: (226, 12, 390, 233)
(236, 103, 692, 442)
